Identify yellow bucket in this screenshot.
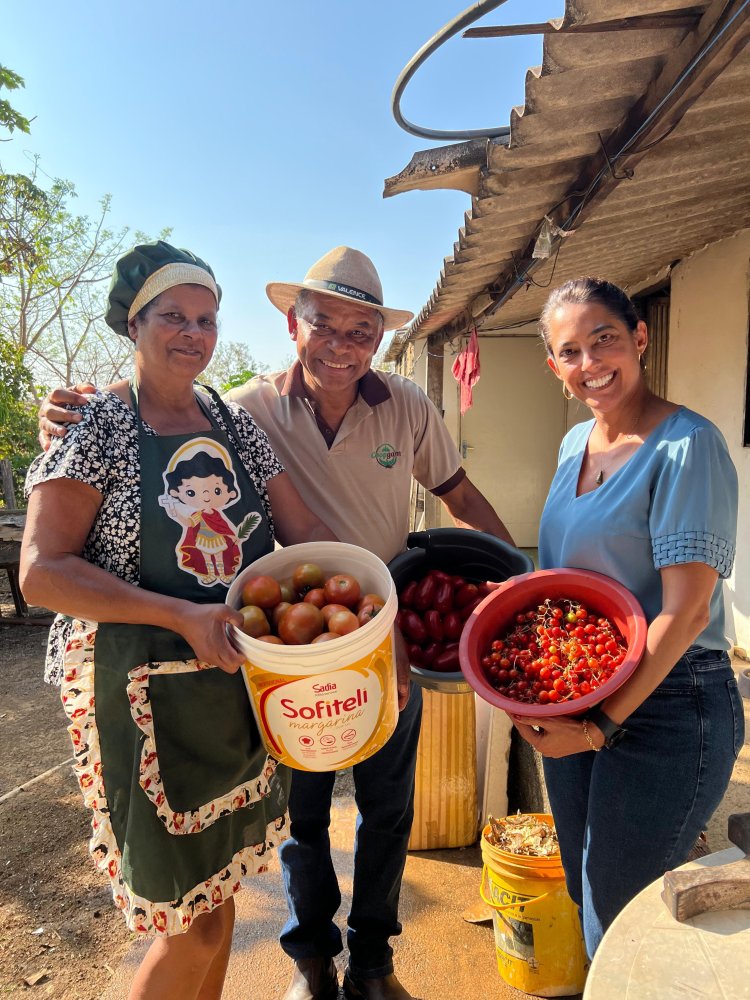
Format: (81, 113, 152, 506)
(480, 816, 587, 997)
(227, 542, 398, 772)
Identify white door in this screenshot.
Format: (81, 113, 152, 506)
(458, 336, 567, 547)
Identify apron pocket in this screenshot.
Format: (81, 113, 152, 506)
(127, 658, 280, 836)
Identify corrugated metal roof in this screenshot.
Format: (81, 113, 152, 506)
(384, 0, 750, 353)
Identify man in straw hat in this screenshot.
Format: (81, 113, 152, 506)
(38, 245, 513, 1000)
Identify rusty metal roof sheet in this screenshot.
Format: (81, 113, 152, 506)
(384, 0, 750, 351)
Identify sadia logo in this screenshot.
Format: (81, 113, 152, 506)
(371, 443, 401, 468)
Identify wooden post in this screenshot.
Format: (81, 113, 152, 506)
(0, 460, 16, 509)
(424, 334, 444, 529)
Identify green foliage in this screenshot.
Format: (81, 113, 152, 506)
(0, 158, 169, 389)
(200, 340, 270, 393)
(0, 334, 38, 501)
(0, 64, 32, 135)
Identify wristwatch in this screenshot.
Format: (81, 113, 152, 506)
(585, 706, 627, 749)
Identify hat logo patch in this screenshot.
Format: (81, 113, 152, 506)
(371, 443, 401, 469)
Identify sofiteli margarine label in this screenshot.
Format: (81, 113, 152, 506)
(255, 664, 393, 770)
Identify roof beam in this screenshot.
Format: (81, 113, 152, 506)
(463, 12, 705, 39)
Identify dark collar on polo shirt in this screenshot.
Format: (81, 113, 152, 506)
(280, 361, 391, 446)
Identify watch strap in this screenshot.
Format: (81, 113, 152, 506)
(585, 705, 626, 747)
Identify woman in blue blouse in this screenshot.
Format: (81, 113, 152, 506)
(511, 276, 744, 958)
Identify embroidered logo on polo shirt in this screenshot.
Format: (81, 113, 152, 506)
(371, 443, 401, 468)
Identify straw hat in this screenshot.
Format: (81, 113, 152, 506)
(266, 246, 414, 331)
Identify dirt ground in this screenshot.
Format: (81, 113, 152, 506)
(0, 583, 132, 999)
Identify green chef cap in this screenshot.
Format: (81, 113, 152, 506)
(105, 240, 222, 337)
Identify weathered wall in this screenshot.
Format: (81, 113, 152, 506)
(669, 229, 750, 654)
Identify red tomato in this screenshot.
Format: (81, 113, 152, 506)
(432, 644, 460, 672)
(327, 609, 360, 636)
(357, 603, 382, 626)
(443, 612, 463, 641)
(322, 603, 350, 625)
(433, 580, 455, 614)
(400, 610, 427, 644)
(421, 641, 441, 667)
(303, 588, 327, 608)
(413, 575, 438, 612)
(238, 605, 271, 638)
(357, 593, 386, 614)
(423, 610, 444, 643)
(312, 632, 339, 643)
(278, 603, 324, 644)
(257, 634, 284, 644)
(240, 575, 282, 610)
(292, 562, 325, 595)
(270, 601, 293, 629)
(323, 574, 361, 609)
(278, 579, 296, 604)
(455, 583, 479, 609)
(399, 580, 419, 609)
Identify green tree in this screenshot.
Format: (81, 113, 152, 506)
(200, 339, 270, 392)
(0, 334, 37, 505)
(0, 64, 32, 135)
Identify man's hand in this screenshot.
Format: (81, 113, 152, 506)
(38, 382, 97, 451)
(393, 625, 411, 710)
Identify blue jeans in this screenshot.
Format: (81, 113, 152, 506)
(278, 682, 423, 978)
(543, 647, 744, 959)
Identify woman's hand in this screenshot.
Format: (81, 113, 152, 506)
(509, 713, 603, 758)
(176, 602, 247, 674)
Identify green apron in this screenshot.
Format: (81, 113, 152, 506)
(76, 384, 289, 935)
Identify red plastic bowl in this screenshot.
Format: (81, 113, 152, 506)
(459, 568, 647, 717)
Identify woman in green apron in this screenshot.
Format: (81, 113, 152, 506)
(21, 241, 337, 1000)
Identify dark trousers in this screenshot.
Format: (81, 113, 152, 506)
(279, 682, 423, 977)
(544, 648, 744, 958)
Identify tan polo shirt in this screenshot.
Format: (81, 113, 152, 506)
(226, 364, 463, 563)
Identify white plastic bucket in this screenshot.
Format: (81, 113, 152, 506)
(226, 542, 398, 772)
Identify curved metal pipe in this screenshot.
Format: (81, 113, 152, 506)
(391, 0, 513, 141)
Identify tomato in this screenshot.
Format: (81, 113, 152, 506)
(455, 583, 479, 609)
(238, 605, 271, 638)
(480, 597, 627, 705)
(357, 593, 386, 614)
(357, 603, 382, 626)
(257, 634, 285, 644)
(432, 644, 460, 672)
(400, 610, 427, 644)
(421, 641, 441, 667)
(423, 610, 444, 643)
(303, 588, 327, 609)
(433, 580, 455, 614)
(292, 562, 325, 595)
(240, 575, 282, 610)
(270, 601, 293, 629)
(323, 574, 361, 609)
(407, 643, 424, 666)
(413, 575, 438, 612)
(312, 632, 339, 643)
(278, 603, 324, 644)
(443, 612, 463, 641)
(399, 580, 419, 609)
(322, 603, 350, 625)
(327, 609, 360, 636)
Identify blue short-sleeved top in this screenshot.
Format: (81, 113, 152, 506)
(539, 407, 737, 650)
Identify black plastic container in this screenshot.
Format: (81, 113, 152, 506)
(387, 528, 534, 693)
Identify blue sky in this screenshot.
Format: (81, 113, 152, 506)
(4, 1, 562, 369)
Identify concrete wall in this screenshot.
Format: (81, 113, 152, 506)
(668, 229, 750, 653)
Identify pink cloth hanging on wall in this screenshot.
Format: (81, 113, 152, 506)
(451, 327, 480, 414)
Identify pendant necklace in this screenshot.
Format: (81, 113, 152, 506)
(593, 413, 642, 487)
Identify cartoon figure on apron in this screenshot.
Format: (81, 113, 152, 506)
(159, 437, 260, 587)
